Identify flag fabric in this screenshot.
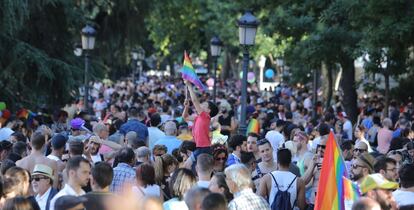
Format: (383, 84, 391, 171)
(314, 132, 348, 210)
(246, 118, 260, 135)
(343, 176, 361, 201)
(180, 51, 206, 91)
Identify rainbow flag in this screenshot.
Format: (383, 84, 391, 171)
(246, 118, 260, 135)
(314, 132, 347, 210)
(343, 176, 361, 201)
(180, 51, 206, 91)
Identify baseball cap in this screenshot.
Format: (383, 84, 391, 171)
(32, 164, 54, 180)
(70, 118, 85, 130)
(54, 195, 87, 210)
(51, 134, 68, 149)
(89, 135, 105, 144)
(359, 173, 398, 194)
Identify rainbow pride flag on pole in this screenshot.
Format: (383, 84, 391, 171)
(246, 118, 260, 135)
(314, 132, 348, 210)
(180, 51, 206, 91)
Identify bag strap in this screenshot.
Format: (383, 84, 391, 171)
(286, 176, 297, 190)
(269, 172, 280, 190)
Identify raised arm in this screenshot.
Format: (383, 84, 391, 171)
(185, 80, 203, 115)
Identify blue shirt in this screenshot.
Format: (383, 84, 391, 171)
(110, 163, 136, 193)
(119, 119, 149, 141)
(154, 136, 182, 154)
(226, 153, 241, 167)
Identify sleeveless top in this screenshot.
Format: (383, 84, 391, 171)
(269, 171, 298, 208)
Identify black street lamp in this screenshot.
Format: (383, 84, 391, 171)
(237, 11, 259, 135)
(81, 25, 96, 113)
(210, 36, 223, 103)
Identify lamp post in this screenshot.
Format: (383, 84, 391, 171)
(210, 36, 223, 103)
(81, 25, 96, 113)
(237, 11, 259, 135)
(131, 49, 138, 82)
(276, 58, 284, 83)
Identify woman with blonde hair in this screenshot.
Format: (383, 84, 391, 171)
(163, 168, 196, 210)
(154, 154, 178, 200)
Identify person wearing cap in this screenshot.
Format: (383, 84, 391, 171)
(68, 118, 88, 142)
(153, 121, 182, 154)
(351, 153, 376, 184)
(32, 164, 58, 210)
(360, 173, 399, 210)
(47, 134, 68, 173)
(54, 195, 87, 210)
(16, 132, 59, 188)
(265, 119, 285, 162)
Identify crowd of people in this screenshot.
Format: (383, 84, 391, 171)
(0, 75, 413, 210)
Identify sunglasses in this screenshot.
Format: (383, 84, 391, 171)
(351, 164, 365, 169)
(215, 157, 226, 161)
(31, 176, 49, 182)
(354, 148, 367, 153)
(317, 144, 326, 149)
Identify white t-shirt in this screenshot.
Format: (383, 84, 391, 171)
(343, 120, 353, 140)
(393, 189, 414, 207)
(197, 180, 210, 189)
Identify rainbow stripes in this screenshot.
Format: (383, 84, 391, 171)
(180, 51, 206, 91)
(246, 118, 260, 135)
(343, 176, 361, 201)
(314, 132, 347, 210)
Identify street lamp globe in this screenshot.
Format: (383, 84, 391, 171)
(237, 11, 259, 46)
(81, 25, 96, 50)
(73, 43, 83, 57)
(210, 36, 223, 57)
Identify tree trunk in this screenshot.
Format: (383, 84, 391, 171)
(384, 72, 390, 117)
(326, 63, 333, 110)
(340, 57, 358, 124)
(223, 51, 231, 79)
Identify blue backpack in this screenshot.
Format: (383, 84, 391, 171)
(270, 173, 297, 210)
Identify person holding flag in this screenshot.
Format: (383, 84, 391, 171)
(181, 52, 218, 167)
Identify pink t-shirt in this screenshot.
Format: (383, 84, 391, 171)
(377, 128, 393, 154)
(192, 111, 211, 147)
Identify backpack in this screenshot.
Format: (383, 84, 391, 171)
(270, 173, 297, 210)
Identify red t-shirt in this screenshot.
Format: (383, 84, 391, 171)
(192, 111, 211, 147)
